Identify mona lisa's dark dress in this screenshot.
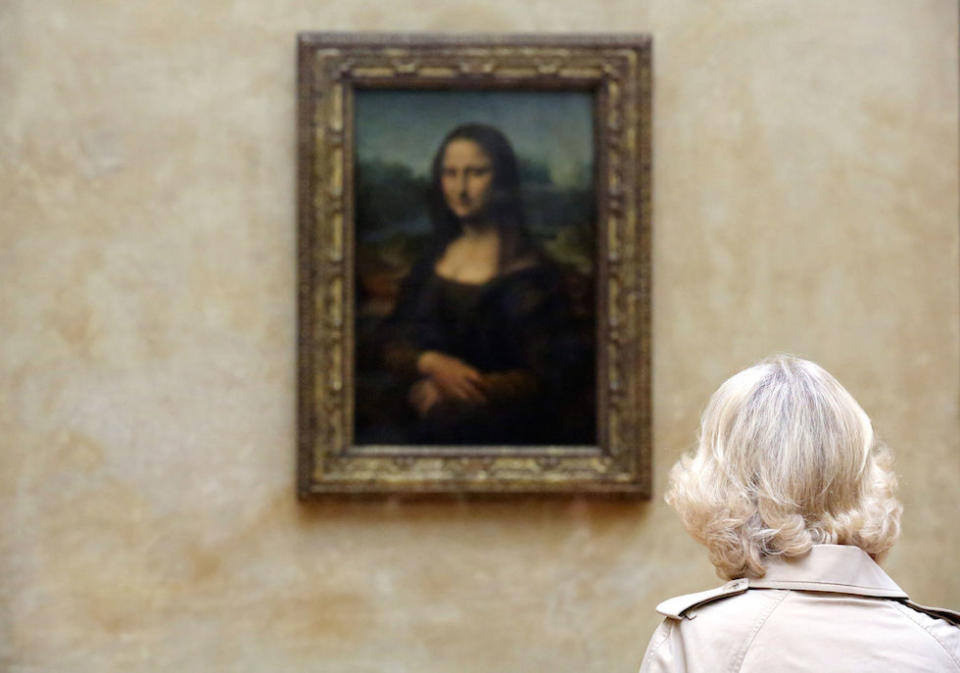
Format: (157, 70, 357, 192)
(359, 253, 594, 445)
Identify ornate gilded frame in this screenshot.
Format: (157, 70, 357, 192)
(297, 33, 652, 496)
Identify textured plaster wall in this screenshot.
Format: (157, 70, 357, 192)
(1, 1, 957, 671)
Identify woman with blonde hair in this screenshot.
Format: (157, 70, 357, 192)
(640, 355, 959, 672)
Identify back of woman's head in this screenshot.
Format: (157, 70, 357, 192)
(667, 355, 902, 579)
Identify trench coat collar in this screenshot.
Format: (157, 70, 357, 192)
(748, 544, 907, 598)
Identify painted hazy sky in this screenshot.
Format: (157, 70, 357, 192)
(355, 89, 594, 188)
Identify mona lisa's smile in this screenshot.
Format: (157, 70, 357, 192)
(440, 138, 494, 221)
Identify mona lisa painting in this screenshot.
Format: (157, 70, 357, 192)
(297, 33, 651, 496)
(354, 93, 596, 447)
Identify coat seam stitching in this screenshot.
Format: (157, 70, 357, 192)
(731, 590, 789, 673)
(750, 578, 902, 592)
(646, 619, 672, 657)
(890, 601, 960, 670)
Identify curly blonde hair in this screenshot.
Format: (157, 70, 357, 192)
(667, 355, 902, 580)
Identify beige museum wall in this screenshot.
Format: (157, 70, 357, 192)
(1, 0, 957, 671)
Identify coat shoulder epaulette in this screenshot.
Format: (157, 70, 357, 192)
(656, 578, 750, 620)
(901, 599, 960, 626)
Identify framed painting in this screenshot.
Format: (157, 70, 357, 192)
(297, 33, 651, 496)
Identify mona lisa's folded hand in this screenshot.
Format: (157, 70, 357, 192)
(479, 371, 539, 401)
(408, 378, 442, 417)
(417, 350, 488, 404)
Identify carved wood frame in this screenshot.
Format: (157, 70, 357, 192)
(297, 33, 652, 496)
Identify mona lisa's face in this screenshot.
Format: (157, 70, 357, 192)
(440, 138, 494, 222)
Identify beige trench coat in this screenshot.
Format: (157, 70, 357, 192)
(639, 545, 960, 672)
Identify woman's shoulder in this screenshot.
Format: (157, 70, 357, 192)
(890, 600, 960, 665)
(487, 257, 566, 316)
(654, 578, 752, 619)
(645, 585, 960, 673)
(398, 248, 445, 287)
(641, 585, 783, 673)
(496, 252, 564, 288)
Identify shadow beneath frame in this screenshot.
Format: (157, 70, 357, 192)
(294, 491, 654, 530)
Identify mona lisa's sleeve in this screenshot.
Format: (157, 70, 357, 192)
(503, 268, 591, 391)
(483, 266, 592, 408)
(478, 369, 540, 400)
(380, 256, 442, 380)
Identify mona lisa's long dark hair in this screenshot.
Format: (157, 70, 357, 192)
(428, 123, 537, 268)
